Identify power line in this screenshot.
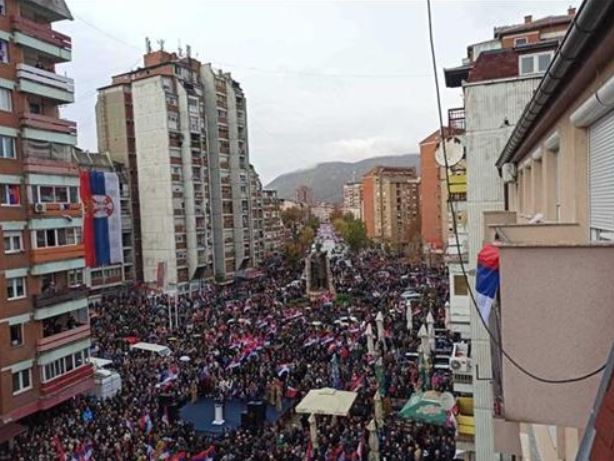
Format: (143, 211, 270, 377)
(425, 0, 605, 384)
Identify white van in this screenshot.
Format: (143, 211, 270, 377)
(91, 357, 122, 400)
(129, 342, 171, 357)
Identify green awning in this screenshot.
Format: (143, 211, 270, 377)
(398, 391, 448, 426)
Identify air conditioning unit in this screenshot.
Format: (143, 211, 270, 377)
(34, 203, 46, 213)
(450, 357, 471, 374)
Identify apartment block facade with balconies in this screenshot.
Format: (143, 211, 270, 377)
(73, 150, 136, 294)
(97, 48, 215, 291)
(444, 7, 576, 461)
(0, 0, 93, 429)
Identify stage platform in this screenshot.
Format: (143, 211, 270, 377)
(180, 398, 294, 435)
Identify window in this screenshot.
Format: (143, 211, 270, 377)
(0, 39, 8, 64)
(68, 269, 83, 287)
(0, 88, 11, 111)
(6, 277, 25, 300)
(9, 324, 23, 347)
(0, 0, 5, 16)
(34, 227, 81, 248)
(519, 52, 553, 75)
(514, 37, 528, 47)
(1, 184, 20, 206)
(42, 347, 89, 382)
(0, 135, 14, 158)
(3, 231, 22, 254)
(453, 275, 468, 296)
(12, 369, 31, 394)
(31, 185, 78, 204)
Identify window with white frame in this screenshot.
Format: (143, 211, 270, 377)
(34, 227, 82, 249)
(12, 368, 31, 394)
(0, 88, 11, 111)
(6, 276, 25, 300)
(0, 0, 5, 16)
(68, 269, 83, 287)
(3, 231, 22, 254)
(519, 52, 553, 75)
(42, 347, 90, 382)
(0, 39, 8, 64)
(9, 324, 23, 347)
(30, 185, 79, 204)
(1, 183, 20, 206)
(168, 112, 179, 130)
(0, 135, 14, 158)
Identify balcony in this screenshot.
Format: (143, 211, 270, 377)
(448, 107, 465, 131)
(20, 113, 77, 146)
(31, 244, 84, 265)
(496, 243, 614, 428)
(11, 16, 72, 62)
(40, 364, 93, 401)
(22, 140, 78, 175)
(33, 286, 88, 309)
(17, 63, 74, 103)
(37, 324, 90, 353)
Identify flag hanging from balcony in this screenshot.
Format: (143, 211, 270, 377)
(475, 243, 500, 322)
(80, 171, 123, 267)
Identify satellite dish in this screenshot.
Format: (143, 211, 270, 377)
(435, 137, 464, 167)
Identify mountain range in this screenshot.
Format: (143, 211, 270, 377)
(265, 153, 420, 204)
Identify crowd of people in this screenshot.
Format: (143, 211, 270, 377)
(3, 230, 458, 461)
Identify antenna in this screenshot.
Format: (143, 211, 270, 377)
(145, 37, 152, 53)
(157, 39, 165, 51)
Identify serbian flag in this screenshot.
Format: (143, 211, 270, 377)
(80, 170, 123, 267)
(476, 244, 500, 322)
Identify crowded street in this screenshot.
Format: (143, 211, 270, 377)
(4, 229, 457, 461)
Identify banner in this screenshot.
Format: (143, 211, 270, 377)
(80, 171, 123, 267)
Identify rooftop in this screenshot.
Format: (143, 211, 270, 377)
(494, 12, 574, 38)
(25, 0, 73, 21)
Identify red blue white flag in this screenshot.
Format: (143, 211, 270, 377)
(80, 171, 123, 267)
(475, 244, 500, 322)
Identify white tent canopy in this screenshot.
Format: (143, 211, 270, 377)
(295, 388, 358, 416)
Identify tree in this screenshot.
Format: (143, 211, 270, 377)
(345, 219, 369, 252)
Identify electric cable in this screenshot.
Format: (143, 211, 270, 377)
(425, 0, 606, 384)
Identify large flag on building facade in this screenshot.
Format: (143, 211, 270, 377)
(80, 171, 123, 267)
(475, 243, 500, 322)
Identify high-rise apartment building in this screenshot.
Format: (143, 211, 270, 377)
(248, 164, 264, 265)
(262, 189, 283, 254)
(342, 181, 362, 220)
(74, 150, 135, 295)
(444, 8, 575, 460)
(0, 0, 94, 425)
(200, 63, 257, 278)
(361, 166, 420, 254)
(97, 46, 265, 285)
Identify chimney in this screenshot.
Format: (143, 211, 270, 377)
(524, 15, 532, 24)
(568, 6, 576, 16)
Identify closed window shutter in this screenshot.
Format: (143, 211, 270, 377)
(589, 110, 614, 239)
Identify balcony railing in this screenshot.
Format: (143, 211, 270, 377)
(11, 15, 72, 50)
(448, 107, 465, 131)
(33, 286, 88, 309)
(20, 113, 77, 135)
(17, 63, 74, 94)
(37, 324, 90, 353)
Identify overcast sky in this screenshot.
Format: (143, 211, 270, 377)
(57, 0, 579, 184)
